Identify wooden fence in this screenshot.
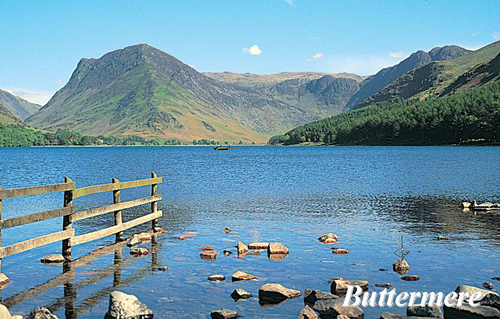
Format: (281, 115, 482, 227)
(0, 172, 163, 272)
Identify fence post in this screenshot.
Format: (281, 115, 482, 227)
(0, 185, 2, 273)
(113, 178, 123, 242)
(151, 172, 159, 231)
(62, 177, 74, 261)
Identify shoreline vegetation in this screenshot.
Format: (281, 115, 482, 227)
(269, 80, 500, 146)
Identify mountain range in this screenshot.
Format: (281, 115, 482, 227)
(2, 40, 499, 145)
(0, 89, 40, 120)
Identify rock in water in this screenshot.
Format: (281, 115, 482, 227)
(407, 304, 443, 318)
(0, 304, 13, 319)
(331, 248, 349, 255)
(231, 289, 252, 300)
(222, 228, 232, 234)
(312, 298, 364, 319)
(393, 259, 410, 275)
(127, 233, 151, 247)
(208, 275, 225, 281)
(454, 285, 499, 301)
(330, 279, 369, 295)
(298, 305, 319, 319)
(28, 307, 59, 319)
(401, 275, 420, 281)
(483, 282, 494, 290)
(375, 283, 392, 289)
(318, 233, 338, 243)
(237, 242, 248, 255)
(303, 289, 339, 306)
(444, 302, 499, 319)
(130, 248, 149, 256)
(200, 250, 217, 261)
(462, 202, 471, 209)
(210, 309, 239, 319)
(0, 273, 10, 287)
(268, 242, 289, 254)
(248, 242, 269, 250)
(105, 291, 153, 319)
(197, 246, 215, 251)
(258, 283, 301, 304)
(40, 254, 65, 263)
(232, 271, 257, 281)
(380, 312, 405, 319)
(481, 293, 500, 311)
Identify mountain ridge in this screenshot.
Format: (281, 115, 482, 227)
(0, 89, 41, 120)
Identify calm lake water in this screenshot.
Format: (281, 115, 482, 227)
(0, 146, 499, 318)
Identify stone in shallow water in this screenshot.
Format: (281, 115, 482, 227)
(268, 242, 289, 254)
(232, 271, 256, 281)
(130, 248, 149, 256)
(407, 304, 443, 318)
(197, 246, 215, 251)
(0, 273, 10, 287)
(304, 289, 339, 306)
(157, 266, 168, 271)
(259, 283, 301, 304)
(318, 233, 338, 243)
(331, 248, 349, 255)
(298, 305, 319, 319)
(40, 254, 65, 263)
(248, 242, 269, 250)
(481, 293, 500, 311)
(208, 275, 225, 281)
(444, 302, 499, 319)
(127, 233, 151, 247)
(105, 291, 153, 319)
(231, 288, 252, 300)
(211, 308, 239, 319)
(28, 307, 59, 319)
(237, 241, 248, 256)
(312, 298, 364, 319)
(375, 283, 392, 289)
(454, 285, 499, 301)
(401, 275, 420, 281)
(393, 259, 410, 275)
(330, 279, 369, 295)
(200, 250, 217, 261)
(380, 312, 405, 319)
(222, 227, 232, 234)
(483, 282, 494, 290)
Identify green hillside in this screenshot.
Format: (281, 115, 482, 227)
(0, 103, 24, 125)
(0, 89, 41, 120)
(270, 80, 500, 146)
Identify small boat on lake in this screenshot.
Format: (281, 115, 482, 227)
(214, 145, 231, 151)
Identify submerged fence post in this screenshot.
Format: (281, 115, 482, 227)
(151, 172, 159, 231)
(113, 178, 123, 242)
(62, 177, 74, 261)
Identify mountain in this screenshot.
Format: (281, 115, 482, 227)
(356, 41, 500, 108)
(204, 71, 364, 87)
(0, 103, 24, 125)
(270, 80, 500, 146)
(26, 44, 362, 142)
(439, 52, 500, 96)
(0, 89, 41, 120)
(347, 45, 471, 109)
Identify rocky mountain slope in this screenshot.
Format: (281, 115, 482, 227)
(26, 44, 363, 142)
(347, 45, 471, 109)
(0, 103, 24, 125)
(0, 89, 41, 120)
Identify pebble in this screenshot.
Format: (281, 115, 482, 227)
(197, 246, 215, 251)
(130, 248, 149, 256)
(222, 228, 232, 234)
(436, 236, 450, 240)
(223, 250, 233, 256)
(331, 248, 349, 255)
(483, 282, 494, 290)
(401, 275, 420, 281)
(157, 266, 168, 271)
(375, 283, 392, 289)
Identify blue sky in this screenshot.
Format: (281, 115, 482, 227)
(1, 0, 499, 104)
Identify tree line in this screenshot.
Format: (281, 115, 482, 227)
(270, 80, 500, 146)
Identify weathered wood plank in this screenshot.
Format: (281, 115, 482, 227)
(0, 182, 75, 200)
(71, 195, 162, 222)
(113, 178, 123, 242)
(62, 176, 74, 260)
(151, 172, 159, 230)
(74, 177, 162, 198)
(0, 206, 75, 230)
(0, 229, 74, 258)
(72, 211, 162, 246)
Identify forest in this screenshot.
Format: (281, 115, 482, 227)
(270, 80, 500, 146)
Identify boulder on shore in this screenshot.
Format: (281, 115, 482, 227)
(40, 254, 65, 264)
(481, 293, 500, 311)
(259, 283, 301, 304)
(211, 308, 239, 319)
(330, 279, 369, 295)
(28, 307, 59, 319)
(105, 291, 153, 319)
(407, 304, 443, 318)
(304, 289, 339, 306)
(298, 305, 319, 319)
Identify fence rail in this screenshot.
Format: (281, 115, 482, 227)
(0, 172, 163, 272)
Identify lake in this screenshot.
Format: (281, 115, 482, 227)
(0, 146, 499, 318)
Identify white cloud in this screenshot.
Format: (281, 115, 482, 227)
(388, 51, 405, 58)
(242, 45, 262, 56)
(307, 52, 324, 61)
(3, 88, 55, 105)
(493, 31, 500, 40)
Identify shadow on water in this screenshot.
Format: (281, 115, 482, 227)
(1, 234, 163, 318)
